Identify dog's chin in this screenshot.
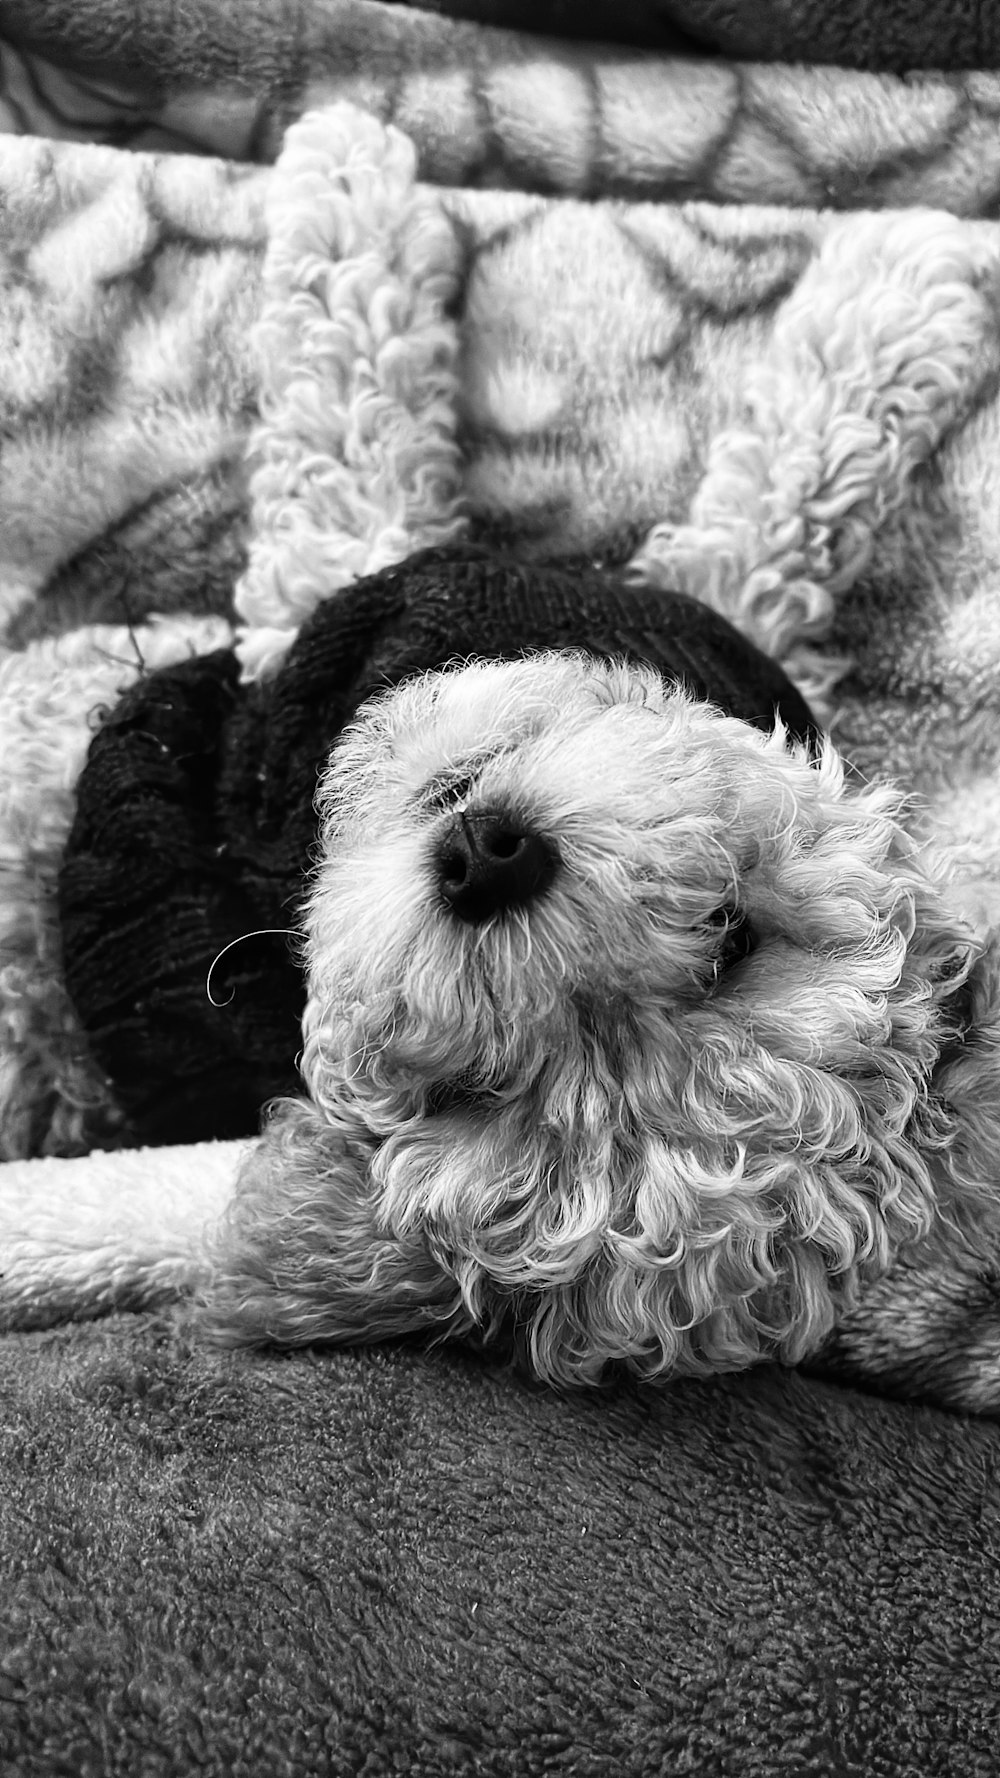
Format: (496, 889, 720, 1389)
(504, 1256, 863, 1388)
(364, 1092, 932, 1386)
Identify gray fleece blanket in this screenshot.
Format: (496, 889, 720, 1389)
(4, 1323, 1000, 1775)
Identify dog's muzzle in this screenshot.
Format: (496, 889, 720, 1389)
(434, 808, 559, 923)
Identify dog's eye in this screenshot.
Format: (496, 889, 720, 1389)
(705, 903, 756, 974)
(418, 742, 522, 815)
(419, 769, 477, 813)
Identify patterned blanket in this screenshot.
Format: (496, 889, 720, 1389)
(3, 7, 1000, 1772)
(6, 93, 1000, 1160)
(4, 0, 1000, 209)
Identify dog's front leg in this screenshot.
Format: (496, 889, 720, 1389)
(200, 1097, 468, 1350)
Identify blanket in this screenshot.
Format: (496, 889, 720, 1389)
(5, 101, 1000, 1159)
(5, 1327, 999, 1775)
(3, 4, 1000, 1771)
(4, 0, 1000, 210)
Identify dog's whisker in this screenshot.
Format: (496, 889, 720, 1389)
(206, 929, 296, 1007)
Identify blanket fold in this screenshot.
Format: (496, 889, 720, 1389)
(8, 0, 1000, 75)
(6, 0, 1000, 213)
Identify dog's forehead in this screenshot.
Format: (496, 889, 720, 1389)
(325, 655, 807, 841)
(373, 661, 684, 805)
(387, 653, 675, 754)
(431, 653, 656, 723)
(334, 655, 793, 831)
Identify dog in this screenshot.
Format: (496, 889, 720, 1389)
(198, 649, 1000, 1405)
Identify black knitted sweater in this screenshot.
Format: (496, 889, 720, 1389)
(59, 545, 819, 1147)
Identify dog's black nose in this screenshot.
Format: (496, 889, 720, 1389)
(435, 810, 559, 923)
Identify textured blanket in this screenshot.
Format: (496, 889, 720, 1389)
(5, 103, 1000, 1158)
(4, 4, 1000, 1772)
(5, 1327, 999, 1776)
(6, 0, 1000, 210)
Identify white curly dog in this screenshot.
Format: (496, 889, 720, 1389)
(196, 651, 1000, 1397)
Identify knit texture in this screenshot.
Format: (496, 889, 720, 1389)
(58, 544, 817, 1148)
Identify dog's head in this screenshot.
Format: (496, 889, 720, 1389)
(202, 652, 980, 1383)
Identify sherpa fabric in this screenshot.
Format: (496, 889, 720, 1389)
(1, 1325, 999, 1776)
(0, 1140, 243, 1326)
(8, 0, 1000, 212)
(58, 546, 819, 1149)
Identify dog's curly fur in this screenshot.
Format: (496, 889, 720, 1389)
(199, 651, 1000, 1391)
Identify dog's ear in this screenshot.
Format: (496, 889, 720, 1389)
(926, 933, 1000, 1262)
(198, 1097, 469, 1349)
